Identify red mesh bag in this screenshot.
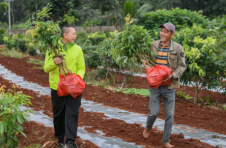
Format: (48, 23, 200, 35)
(146, 65, 173, 89)
(57, 73, 85, 98)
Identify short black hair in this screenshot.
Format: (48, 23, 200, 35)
(61, 25, 75, 37)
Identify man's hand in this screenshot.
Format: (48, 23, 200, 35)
(54, 57, 62, 65)
(162, 75, 172, 83)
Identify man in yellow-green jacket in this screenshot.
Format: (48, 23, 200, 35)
(44, 25, 85, 148)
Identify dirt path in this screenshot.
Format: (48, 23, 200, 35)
(18, 121, 98, 148)
(0, 54, 226, 136)
(0, 75, 218, 148)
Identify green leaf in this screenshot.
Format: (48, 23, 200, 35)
(52, 38, 57, 45)
(12, 115, 17, 124)
(19, 131, 27, 138)
(66, 42, 74, 46)
(0, 122, 4, 136)
(63, 45, 67, 52)
(16, 114, 24, 124)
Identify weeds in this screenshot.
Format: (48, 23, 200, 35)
(1, 48, 28, 58)
(116, 88, 149, 97)
(177, 91, 192, 100)
(27, 58, 44, 65)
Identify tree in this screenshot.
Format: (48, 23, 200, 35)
(174, 25, 226, 103)
(0, 2, 8, 24)
(25, 0, 47, 20)
(48, 0, 81, 26)
(91, 0, 125, 30)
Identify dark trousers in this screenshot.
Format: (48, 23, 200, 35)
(51, 89, 81, 143)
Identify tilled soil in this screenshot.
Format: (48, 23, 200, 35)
(0, 54, 226, 136)
(0, 76, 218, 148)
(18, 121, 98, 148)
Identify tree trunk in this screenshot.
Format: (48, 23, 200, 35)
(11, 2, 15, 25)
(113, 4, 118, 30)
(35, 5, 38, 20)
(194, 82, 199, 103)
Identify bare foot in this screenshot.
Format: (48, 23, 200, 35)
(143, 128, 151, 138)
(162, 142, 175, 148)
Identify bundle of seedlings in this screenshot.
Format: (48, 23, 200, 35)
(26, 4, 85, 97)
(111, 14, 173, 88)
(111, 14, 156, 72)
(26, 4, 72, 75)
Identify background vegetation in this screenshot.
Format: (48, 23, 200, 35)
(0, 0, 226, 29)
(1, 0, 226, 103)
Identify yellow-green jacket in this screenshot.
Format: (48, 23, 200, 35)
(44, 43, 86, 90)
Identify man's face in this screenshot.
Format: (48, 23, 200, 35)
(64, 27, 77, 43)
(160, 27, 174, 43)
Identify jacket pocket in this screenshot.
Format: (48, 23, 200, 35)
(169, 55, 177, 69)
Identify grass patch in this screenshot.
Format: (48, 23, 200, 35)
(27, 58, 44, 69)
(33, 66, 44, 69)
(22, 143, 42, 148)
(1, 48, 28, 58)
(84, 71, 150, 97)
(116, 88, 150, 97)
(0, 47, 7, 50)
(27, 58, 44, 65)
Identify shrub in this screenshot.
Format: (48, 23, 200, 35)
(3, 35, 14, 50)
(180, 36, 226, 103)
(0, 22, 8, 29)
(27, 42, 38, 56)
(17, 37, 28, 53)
(173, 25, 212, 47)
(75, 32, 88, 46)
(138, 8, 206, 31)
(11, 23, 26, 29)
(111, 14, 155, 72)
(0, 85, 33, 148)
(88, 32, 107, 45)
(85, 50, 101, 69)
(0, 29, 5, 45)
(41, 51, 46, 58)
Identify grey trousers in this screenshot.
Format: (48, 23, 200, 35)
(146, 86, 176, 143)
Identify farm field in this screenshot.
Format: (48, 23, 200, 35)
(0, 47, 225, 148)
(1, 1, 226, 148)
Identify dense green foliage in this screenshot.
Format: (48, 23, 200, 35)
(173, 25, 212, 47)
(26, 4, 67, 56)
(111, 15, 155, 71)
(85, 50, 101, 69)
(0, 85, 33, 148)
(0, 29, 5, 44)
(116, 88, 149, 97)
(1, 0, 226, 28)
(3, 34, 38, 57)
(2, 4, 226, 101)
(48, 0, 80, 26)
(3, 35, 14, 50)
(138, 8, 206, 31)
(173, 25, 226, 102)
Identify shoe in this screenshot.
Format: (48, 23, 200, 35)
(66, 141, 78, 148)
(143, 128, 151, 138)
(58, 142, 65, 148)
(58, 138, 65, 148)
(162, 142, 175, 148)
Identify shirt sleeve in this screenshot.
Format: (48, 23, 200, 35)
(44, 50, 58, 73)
(76, 48, 86, 79)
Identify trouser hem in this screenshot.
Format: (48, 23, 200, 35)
(162, 141, 170, 144)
